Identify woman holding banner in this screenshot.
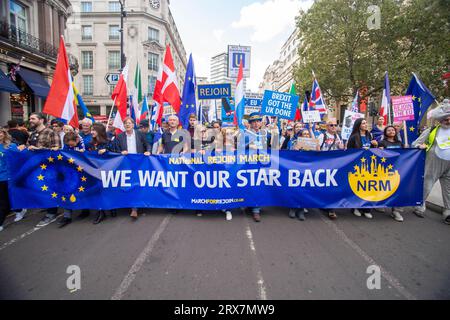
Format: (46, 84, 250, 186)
(347, 118, 378, 219)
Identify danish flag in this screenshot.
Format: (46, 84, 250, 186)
(160, 45, 181, 114)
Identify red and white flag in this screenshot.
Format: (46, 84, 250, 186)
(380, 71, 391, 125)
(160, 45, 181, 114)
(43, 36, 78, 128)
(152, 65, 164, 126)
(112, 64, 129, 133)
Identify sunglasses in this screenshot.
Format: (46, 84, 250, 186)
(328, 124, 337, 127)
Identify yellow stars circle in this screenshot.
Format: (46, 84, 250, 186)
(68, 158, 75, 164)
(77, 165, 83, 172)
(41, 185, 48, 191)
(51, 192, 58, 199)
(61, 196, 66, 202)
(37, 174, 45, 181)
(47, 157, 54, 163)
(381, 157, 387, 163)
(371, 155, 377, 161)
(78, 186, 85, 192)
(410, 127, 415, 132)
(57, 154, 63, 161)
(40, 164, 47, 170)
(81, 176, 87, 182)
(361, 157, 366, 163)
(388, 164, 394, 170)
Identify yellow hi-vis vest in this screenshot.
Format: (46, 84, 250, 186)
(427, 125, 440, 152)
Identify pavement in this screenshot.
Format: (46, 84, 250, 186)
(427, 181, 445, 213)
(0, 205, 449, 300)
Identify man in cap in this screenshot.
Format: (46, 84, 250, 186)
(238, 112, 273, 222)
(138, 119, 154, 148)
(412, 99, 450, 224)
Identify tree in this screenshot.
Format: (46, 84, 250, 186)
(294, 0, 449, 106)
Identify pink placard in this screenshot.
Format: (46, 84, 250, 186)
(392, 95, 414, 122)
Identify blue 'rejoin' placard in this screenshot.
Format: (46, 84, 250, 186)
(261, 90, 299, 120)
(198, 84, 231, 100)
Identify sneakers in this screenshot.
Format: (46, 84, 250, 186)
(36, 216, 57, 227)
(57, 217, 72, 228)
(391, 211, 404, 222)
(130, 209, 138, 220)
(253, 213, 261, 222)
(297, 211, 306, 221)
(363, 212, 373, 219)
(225, 211, 232, 221)
(444, 216, 450, 225)
(14, 209, 27, 222)
(328, 211, 337, 220)
(196, 210, 203, 217)
(288, 209, 296, 219)
(0, 225, 3, 232)
(353, 209, 362, 217)
(413, 205, 426, 218)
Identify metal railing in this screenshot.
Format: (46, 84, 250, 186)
(0, 20, 78, 72)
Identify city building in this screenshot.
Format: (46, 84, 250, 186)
(66, 0, 187, 118)
(210, 52, 246, 94)
(259, 28, 300, 93)
(0, 0, 77, 125)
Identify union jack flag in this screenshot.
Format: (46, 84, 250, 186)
(309, 78, 327, 114)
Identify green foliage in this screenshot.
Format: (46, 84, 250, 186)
(294, 0, 449, 104)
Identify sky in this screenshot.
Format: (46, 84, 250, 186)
(170, 0, 314, 92)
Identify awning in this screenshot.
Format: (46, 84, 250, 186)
(0, 71, 20, 93)
(17, 68, 50, 98)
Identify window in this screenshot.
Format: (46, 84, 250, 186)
(81, 51, 93, 69)
(148, 27, 159, 43)
(109, 25, 120, 41)
(108, 1, 120, 12)
(9, 0, 27, 43)
(81, 25, 92, 41)
(148, 53, 159, 71)
(148, 75, 157, 95)
(108, 51, 121, 70)
(83, 75, 93, 95)
(81, 1, 92, 12)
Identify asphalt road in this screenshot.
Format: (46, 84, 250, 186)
(0, 207, 449, 300)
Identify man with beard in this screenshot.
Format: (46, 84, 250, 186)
(18, 113, 61, 227)
(412, 99, 450, 224)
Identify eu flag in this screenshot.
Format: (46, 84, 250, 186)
(405, 73, 436, 144)
(180, 54, 197, 129)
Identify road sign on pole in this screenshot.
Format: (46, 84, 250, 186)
(105, 73, 120, 86)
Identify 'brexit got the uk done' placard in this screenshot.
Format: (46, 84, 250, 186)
(261, 90, 300, 120)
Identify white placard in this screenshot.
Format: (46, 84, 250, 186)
(301, 110, 321, 123)
(341, 110, 365, 140)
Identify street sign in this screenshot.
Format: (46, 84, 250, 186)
(105, 73, 120, 86)
(198, 83, 231, 100)
(228, 45, 251, 78)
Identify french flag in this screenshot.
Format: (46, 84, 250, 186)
(233, 60, 245, 130)
(43, 36, 78, 128)
(380, 71, 390, 125)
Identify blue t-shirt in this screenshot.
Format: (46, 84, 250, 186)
(361, 136, 371, 149)
(0, 143, 18, 181)
(79, 132, 92, 145)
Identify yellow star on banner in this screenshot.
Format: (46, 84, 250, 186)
(77, 165, 83, 172)
(78, 186, 85, 192)
(47, 157, 54, 163)
(354, 165, 359, 171)
(41, 185, 48, 191)
(51, 192, 58, 199)
(361, 157, 366, 163)
(418, 97, 422, 103)
(381, 157, 387, 163)
(412, 95, 416, 101)
(57, 154, 63, 161)
(388, 164, 393, 170)
(40, 164, 47, 170)
(81, 176, 87, 182)
(61, 196, 66, 202)
(37, 174, 45, 181)
(410, 126, 415, 132)
(68, 158, 75, 164)
(371, 155, 377, 161)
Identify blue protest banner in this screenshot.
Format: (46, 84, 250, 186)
(198, 84, 231, 100)
(261, 90, 299, 120)
(7, 149, 425, 211)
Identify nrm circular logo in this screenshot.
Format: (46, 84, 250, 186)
(348, 155, 400, 202)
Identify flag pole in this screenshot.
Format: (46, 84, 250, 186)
(106, 97, 117, 132)
(403, 121, 409, 147)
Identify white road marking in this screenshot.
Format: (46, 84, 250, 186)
(245, 220, 268, 300)
(111, 215, 172, 300)
(0, 214, 62, 252)
(320, 215, 417, 300)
